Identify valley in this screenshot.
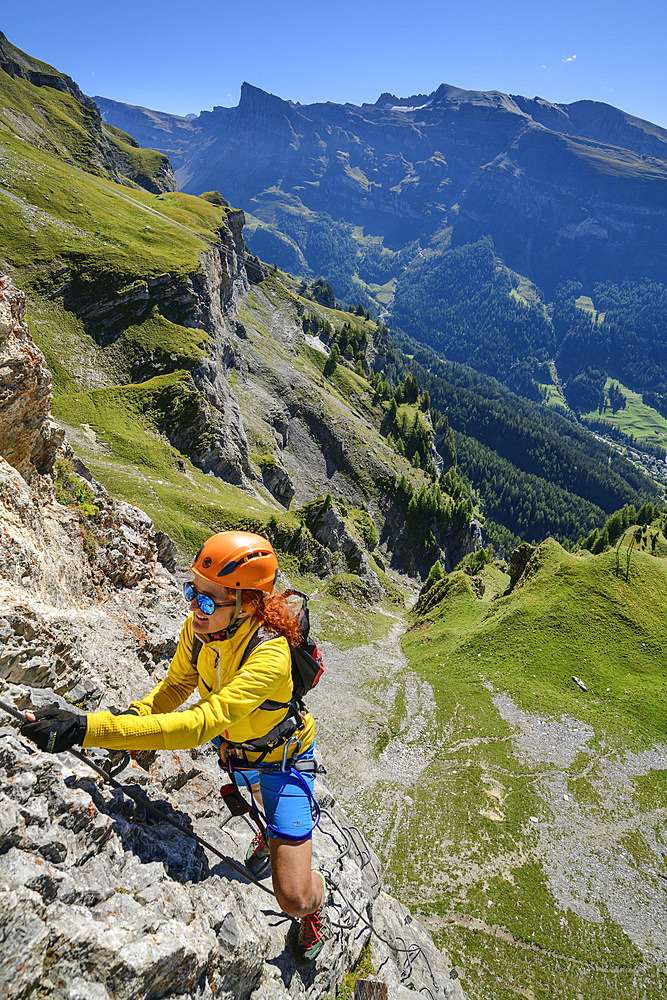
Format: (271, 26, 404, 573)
(310, 541, 667, 1000)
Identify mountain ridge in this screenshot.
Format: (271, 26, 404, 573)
(94, 79, 667, 304)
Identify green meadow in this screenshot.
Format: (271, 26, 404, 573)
(367, 538, 667, 1000)
(583, 378, 667, 447)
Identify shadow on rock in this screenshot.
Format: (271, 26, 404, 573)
(68, 775, 210, 882)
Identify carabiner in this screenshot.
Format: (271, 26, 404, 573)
(281, 734, 302, 771)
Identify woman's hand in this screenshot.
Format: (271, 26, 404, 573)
(21, 705, 88, 753)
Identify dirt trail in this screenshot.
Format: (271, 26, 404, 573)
(308, 612, 439, 847)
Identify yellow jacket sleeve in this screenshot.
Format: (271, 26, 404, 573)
(83, 621, 293, 752)
(128, 619, 198, 717)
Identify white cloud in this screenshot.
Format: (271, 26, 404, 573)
(563, 54, 577, 63)
(541, 64, 547, 70)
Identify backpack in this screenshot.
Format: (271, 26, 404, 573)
(191, 589, 324, 709)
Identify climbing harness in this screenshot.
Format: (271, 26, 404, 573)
(220, 733, 322, 841)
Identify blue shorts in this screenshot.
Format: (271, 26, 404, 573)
(213, 737, 316, 841)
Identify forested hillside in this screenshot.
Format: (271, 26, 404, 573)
(388, 337, 661, 548)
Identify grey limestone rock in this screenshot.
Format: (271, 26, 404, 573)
(0, 275, 64, 481)
(301, 502, 383, 601)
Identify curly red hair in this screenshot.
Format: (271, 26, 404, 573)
(241, 589, 304, 646)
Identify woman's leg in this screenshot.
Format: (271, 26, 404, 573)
(258, 744, 321, 916)
(269, 836, 323, 917)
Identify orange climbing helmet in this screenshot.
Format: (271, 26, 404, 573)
(191, 530, 278, 593)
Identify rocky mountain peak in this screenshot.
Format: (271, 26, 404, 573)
(238, 81, 292, 114)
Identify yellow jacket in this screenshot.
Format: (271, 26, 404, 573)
(83, 615, 315, 760)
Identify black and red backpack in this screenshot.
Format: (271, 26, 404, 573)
(242, 590, 324, 706)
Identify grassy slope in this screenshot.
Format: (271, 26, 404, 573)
(0, 127, 227, 278)
(360, 539, 667, 1000)
(0, 55, 172, 190)
(583, 377, 667, 447)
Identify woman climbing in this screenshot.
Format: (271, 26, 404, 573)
(21, 530, 329, 962)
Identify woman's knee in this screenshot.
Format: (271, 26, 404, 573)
(272, 881, 314, 918)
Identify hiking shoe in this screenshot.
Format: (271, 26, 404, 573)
(297, 871, 331, 962)
(245, 828, 271, 877)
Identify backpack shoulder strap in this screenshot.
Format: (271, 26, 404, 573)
(239, 625, 293, 712)
(238, 624, 275, 669)
(191, 633, 204, 667)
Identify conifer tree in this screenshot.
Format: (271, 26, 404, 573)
(324, 344, 340, 377)
(424, 560, 445, 591)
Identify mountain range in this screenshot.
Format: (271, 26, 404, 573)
(95, 81, 667, 424)
(95, 81, 667, 297)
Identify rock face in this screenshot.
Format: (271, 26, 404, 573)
(0, 273, 180, 609)
(0, 275, 64, 480)
(506, 541, 537, 592)
(301, 500, 383, 601)
(0, 708, 465, 1000)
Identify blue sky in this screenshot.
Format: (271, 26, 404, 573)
(3, 0, 666, 127)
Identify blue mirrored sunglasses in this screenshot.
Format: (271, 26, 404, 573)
(183, 581, 236, 616)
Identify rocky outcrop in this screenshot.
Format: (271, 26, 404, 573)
(0, 275, 64, 480)
(506, 541, 537, 592)
(0, 691, 464, 1000)
(0, 274, 178, 608)
(440, 519, 483, 573)
(260, 457, 295, 507)
(300, 500, 383, 601)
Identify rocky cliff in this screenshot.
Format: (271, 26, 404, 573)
(0, 274, 466, 1000)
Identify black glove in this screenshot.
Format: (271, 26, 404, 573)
(21, 705, 88, 754)
(108, 707, 139, 716)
